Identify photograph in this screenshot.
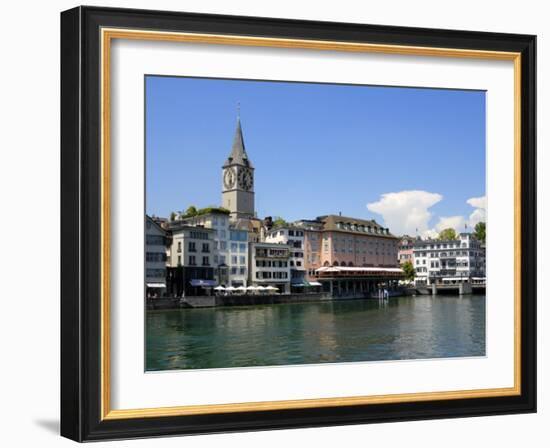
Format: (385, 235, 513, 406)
(57, 5, 537, 441)
(144, 76, 487, 371)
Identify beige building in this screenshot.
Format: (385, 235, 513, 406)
(265, 226, 306, 288)
(249, 242, 291, 293)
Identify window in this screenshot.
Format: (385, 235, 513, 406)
(202, 243, 209, 252)
(189, 255, 196, 265)
(231, 242, 238, 252)
(231, 255, 238, 265)
(239, 243, 246, 252)
(177, 241, 182, 253)
(219, 241, 227, 251)
(188, 242, 196, 252)
(177, 255, 181, 266)
(202, 256, 210, 266)
(146, 268, 165, 278)
(219, 255, 226, 265)
(239, 256, 246, 265)
(239, 267, 246, 275)
(146, 235, 165, 245)
(146, 252, 166, 262)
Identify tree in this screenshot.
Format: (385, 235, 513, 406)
(169, 211, 177, 221)
(438, 228, 457, 241)
(272, 216, 288, 228)
(474, 221, 486, 243)
(401, 260, 416, 281)
(184, 205, 198, 217)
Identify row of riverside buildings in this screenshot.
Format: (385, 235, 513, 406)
(145, 117, 485, 298)
(398, 234, 486, 286)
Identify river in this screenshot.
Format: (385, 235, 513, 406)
(146, 294, 486, 371)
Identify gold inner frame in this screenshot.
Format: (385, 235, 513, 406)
(100, 28, 522, 420)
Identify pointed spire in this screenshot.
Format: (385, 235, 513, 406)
(224, 105, 253, 168)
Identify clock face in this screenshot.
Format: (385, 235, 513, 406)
(223, 168, 236, 189)
(238, 168, 253, 191)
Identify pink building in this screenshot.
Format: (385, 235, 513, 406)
(295, 215, 403, 297)
(398, 236, 415, 265)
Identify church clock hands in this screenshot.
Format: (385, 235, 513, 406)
(223, 167, 236, 189)
(238, 168, 253, 191)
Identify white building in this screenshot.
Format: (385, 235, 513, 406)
(413, 233, 486, 286)
(249, 242, 291, 293)
(265, 226, 306, 289)
(167, 225, 218, 296)
(145, 215, 168, 297)
(179, 211, 249, 287)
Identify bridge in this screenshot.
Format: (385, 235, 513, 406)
(430, 278, 486, 295)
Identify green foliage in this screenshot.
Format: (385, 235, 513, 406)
(474, 221, 486, 243)
(438, 228, 458, 241)
(272, 216, 288, 228)
(401, 260, 416, 281)
(169, 211, 177, 221)
(179, 205, 231, 219)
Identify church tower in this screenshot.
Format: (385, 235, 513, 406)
(222, 115, 255, 219)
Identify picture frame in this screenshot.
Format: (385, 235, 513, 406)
(60, 5, 536, 442)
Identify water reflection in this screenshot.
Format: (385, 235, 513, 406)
(146, 295, 486, 371)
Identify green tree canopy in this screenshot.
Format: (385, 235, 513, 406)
(272, 216, 288, 228)
(438, 228, 458, 241)
(169, 211, 177, 221)
(401, 260, 416, 281)
(184, 205, 198, 217)
(474, 221, 486, 243)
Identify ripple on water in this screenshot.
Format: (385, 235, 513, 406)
(146, 295, 486, 371)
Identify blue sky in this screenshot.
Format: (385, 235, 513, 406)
(146, 76, 486, 236)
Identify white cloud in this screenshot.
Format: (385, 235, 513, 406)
(435, 215, 466, 233)
(466, 195, 486, 227)
(367, 190, 442, 236)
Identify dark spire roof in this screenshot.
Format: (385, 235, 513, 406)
(224, 117, 253, 168)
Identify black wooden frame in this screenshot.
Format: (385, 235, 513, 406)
(61, 6, 536, 442)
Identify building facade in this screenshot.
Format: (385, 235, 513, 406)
(316, 215, 399, 268)
(293, 215, 403, 297)
(145, 215, 168, 297)
(178, 211, 249, 287)
(166, 225, 218, 296)
(398, 236, 415, 265)
(294, 219, 324, 281)
(249, 242, 291, 293)
(413, 233, 486, 286)
(265, 226, 306, 289)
